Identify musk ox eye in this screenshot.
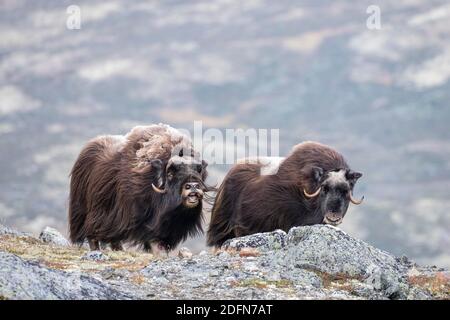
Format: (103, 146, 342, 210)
(323, 185, 330, 193)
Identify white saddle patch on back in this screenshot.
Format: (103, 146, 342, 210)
(237, 156, 285, 176)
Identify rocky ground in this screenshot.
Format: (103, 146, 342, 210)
(0, 223, 448, 300)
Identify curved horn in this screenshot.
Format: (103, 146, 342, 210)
(303, 187, 321, 198)
(152, 183, 167, 194)
(349, 192, 364, 205)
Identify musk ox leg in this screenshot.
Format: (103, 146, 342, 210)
(88, 239, 100, 251)
(143, 241, 169, 257)
(111, 241, 123, 251)
(143, 241, 151, 253)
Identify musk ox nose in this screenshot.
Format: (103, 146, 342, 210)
(323, 212, 343, 226)
(183, 182, 203, 195)
(184, 182, 200, 190)
(182, 182, 204, 198)
(181, 182, 203, 208)
(327, 213, 341, 221)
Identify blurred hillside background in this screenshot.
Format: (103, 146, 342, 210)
(0, 0, 449, 267)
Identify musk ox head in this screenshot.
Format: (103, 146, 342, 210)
(150, 154, 208, 209)
(303, 167, 363, 226)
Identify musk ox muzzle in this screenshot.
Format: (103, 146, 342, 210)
(182, 182, 204, 208)
(153, 179, 205, 208)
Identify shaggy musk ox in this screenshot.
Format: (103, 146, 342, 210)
(69, 124, 210, 252)
(207, 141, 364, 247)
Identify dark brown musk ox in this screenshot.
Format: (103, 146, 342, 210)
(68, 124, 211, 252)
(207, 141, 364, 247)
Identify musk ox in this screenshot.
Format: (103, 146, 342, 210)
(207, 141, 363, 247)
(69, 124, 210, 252)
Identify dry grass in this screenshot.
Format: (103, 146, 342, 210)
(237, 278, 292, 289)
(215, 248, 238, 256)
(239, 248, 260, 257)
(310, 269, 363, 289)
(0, 235, 154, 273)
(215, 247, 260, 258)
(408, 273, 450, 298)
(129, 274, 147, 285)
(301, 268, 365, 295)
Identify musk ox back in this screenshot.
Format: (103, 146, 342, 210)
(207, 141, 363, 247)
(69, 124, 209, 252)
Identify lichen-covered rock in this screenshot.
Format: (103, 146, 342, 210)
(287, 226, 405, 274)
(39, 227, 70, 247)
(407, 287, 433, 300)
(0, 252, 133, 299)
(285, 225, 406, 276)
(275, 225, 412, 299)
(0, 224, 30, 237)
(222, 229, 287, 252)
(0, 223, 448, 300)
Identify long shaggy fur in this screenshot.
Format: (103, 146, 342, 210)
(68, 124, 206, 251)
(207, 141, 351, 247)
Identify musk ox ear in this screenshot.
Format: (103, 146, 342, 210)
(346, 170, 362, 182)
(311, 166, 323, 182)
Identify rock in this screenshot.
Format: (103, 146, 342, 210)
(283, 225, 408, 276)
(178, 247, 193, 259)
(407, 287, 433, 300)
(222, 229, 287, 252)
(0, 223, 448, 300)
(273, 225, 416, 299)
(217, 250, 230, 258)
(82, 251, 110, 261)
(364, 265, 409, 299)
(243, 262, 259, 273)
(0, 224, 30, 237)
(209, 270, 221, 277)
(266, 271, 281, 282)
(0, 252, 133, 299)
(39, 227, 70, 247)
